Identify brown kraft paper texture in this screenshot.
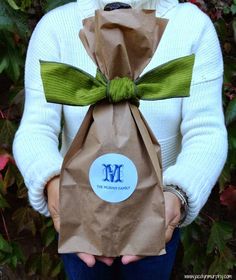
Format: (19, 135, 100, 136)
(58, 9, 168, 257)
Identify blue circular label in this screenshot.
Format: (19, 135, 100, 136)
(89, 153, 138, 203)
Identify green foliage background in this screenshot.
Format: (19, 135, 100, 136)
(0, 0, 235, 278)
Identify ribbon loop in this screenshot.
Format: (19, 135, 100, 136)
(107, 77, 137, 103)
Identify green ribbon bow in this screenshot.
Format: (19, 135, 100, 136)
(40, 54, 195, 106)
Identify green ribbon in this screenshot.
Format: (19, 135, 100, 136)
(40, 54, 195, 106)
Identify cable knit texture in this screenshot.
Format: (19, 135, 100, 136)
(13, 0, 227, 226)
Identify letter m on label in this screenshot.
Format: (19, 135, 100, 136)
(103, 164, 123, 183)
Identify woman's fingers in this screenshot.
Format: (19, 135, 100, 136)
(96, 256, 115, 266)
(165, 223, 178, 243)
(121, 255, 143, 265)
(164, 191, 181, 242)
(78, 253, 96, 267)
(50, 206, 60, 232)
(78, 254, 115, 267)
(78, 254, 143, 267)
(46, 176, 60, 232)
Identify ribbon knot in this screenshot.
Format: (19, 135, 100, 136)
(107, 77, 137, 103)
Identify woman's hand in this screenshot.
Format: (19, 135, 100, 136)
(164, 191, 181, 243)
(46, 176, 115, 267)
(46, 176, 60, 232)
(120, 191, 182, 265)
(77, 254, 115, 267)
(46, 179, 181, 266)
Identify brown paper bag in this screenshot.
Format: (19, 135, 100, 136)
(80, 9, 167, 80)
(58, 9, 168, 256)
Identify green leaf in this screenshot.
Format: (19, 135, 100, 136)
(231, 5, 236, 15)
(42, 226, 57, 247)
(0, 3, 14, 31)
(208, 248, 236, 274)
(50, 260, 63, 277)
(181, 221, 203, 248)
(181, 221, 209, 273)
(0, 119, 17, 148)
(6, 0, 20, 10)
(3, 164, 15, 192)
(218, 162, 231, 191)
(45, 217, 53, 227)
(208, 256, 224, 274)
(11, 255, 17, 267)
(214, 19, 227, 41)
(225, 98, 236, 125)
(224, 57, 236, 84)
(0, 2, 29, 37)
(43, 0, 73, 12)
(10, 242, 25, 267)
(192, 254, 208, 274)
(223, 6, 231, 14)
(16, 180, 27, 198)
(25, 253, 41, 276)
(228, 123, 236, 166)
(207, 221, 233, 254)
(233, 18, 236, 43)
(0, 179, 3, 191)
(12, 207, 40, 235)
(41, 253, 52, 277)
(20, 0, 33, 11)
(12, 242, 24, 260)
(0, 57, 8, 73)
(0, 31, 24, 81)
(0, 234, 12, 253)
(0, 193, 10, 208)
(183, 242, 208, 273)
(8, 164, 28, 198)
(26, 252, 54, 277)
(221, 247, 236, 271)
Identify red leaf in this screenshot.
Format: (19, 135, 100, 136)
(0, 155, 10, 171)
(220, 186, 236, 210)
(189, 0, 202, 9)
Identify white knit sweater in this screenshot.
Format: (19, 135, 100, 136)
(13, 0, 228, 226)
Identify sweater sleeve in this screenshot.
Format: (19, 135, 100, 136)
(163, 12, 228, 226)
(13, 12, 64, 216)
